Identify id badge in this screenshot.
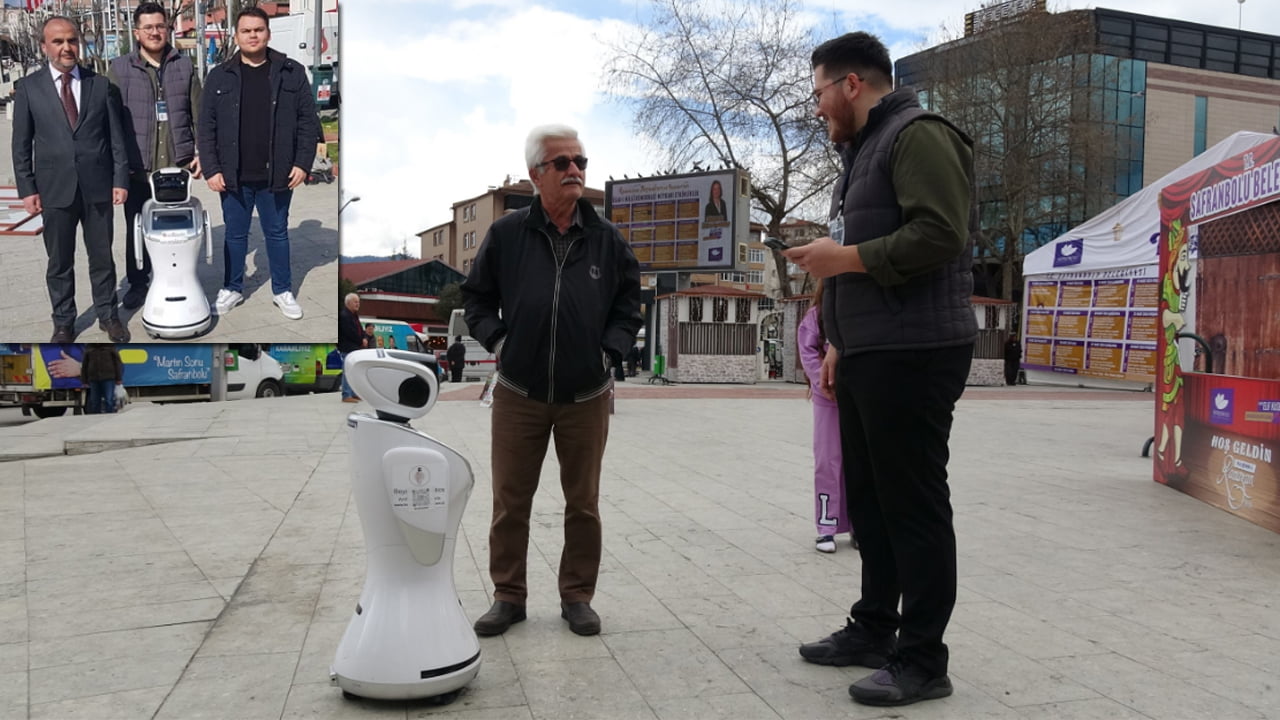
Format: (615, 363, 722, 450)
(155, 100, 168, 123)
(830, 213, 846, 245)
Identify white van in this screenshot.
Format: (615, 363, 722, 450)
(447, 309, 497, 381)
(225, 344, 286, 399)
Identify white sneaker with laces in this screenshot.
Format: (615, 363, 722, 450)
(816, 535, 837, 553)
(273, 291, 303, 320)
(214, 288, 244, 316)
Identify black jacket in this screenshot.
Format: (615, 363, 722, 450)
(338, 305, 363, 353)
(462, 197, 642, 404)
(446, 342, 466, 366)
(197, 49, 317, 192)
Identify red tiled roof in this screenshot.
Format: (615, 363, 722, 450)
(340, 259, 430, 286)
(657, 285, 768, 300)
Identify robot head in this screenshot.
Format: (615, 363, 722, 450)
(150, 167, 193, 205)
(344, 349, 439, 422)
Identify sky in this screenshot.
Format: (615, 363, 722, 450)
(339, 0, 1280, 258)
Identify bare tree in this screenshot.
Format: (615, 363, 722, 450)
(606, 0, 839, 296)
(906, 9, 1126, 299)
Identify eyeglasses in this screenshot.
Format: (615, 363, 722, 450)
(535, 155, 588, 172)
(812, 77, 846, 103)
(136, 24, 167, 33)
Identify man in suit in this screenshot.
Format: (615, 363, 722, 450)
(12, 16, 131, 343)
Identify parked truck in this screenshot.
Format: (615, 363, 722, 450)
(265, 343, 342, 394)
(268, 11, 339, 109)
(0, 344, 283, 418)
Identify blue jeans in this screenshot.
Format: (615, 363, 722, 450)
(220, 182, 294, 295)
(87, 380, 117, 414)
(340, 350, 354, 399)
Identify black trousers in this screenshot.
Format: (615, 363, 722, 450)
(42, 187, 118, 327)
(835, 344, 972, 678)
(450, 365, 463, 383)
(122, 174, 153, 290)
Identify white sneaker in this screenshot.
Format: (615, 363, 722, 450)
(214, 288, 244, 316)
(273, 291, 303, 320)
(815, 535, 836, 553)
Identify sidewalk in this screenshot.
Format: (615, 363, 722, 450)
(1, 386, 1278, 719)
(0, 114, 339, 344)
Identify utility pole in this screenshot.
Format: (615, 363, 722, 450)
(196, 0, 206, 78)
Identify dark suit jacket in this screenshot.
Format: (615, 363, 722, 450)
(11, 65, 129, 208)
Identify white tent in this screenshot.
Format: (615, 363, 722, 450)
(1025, 131, 1275, 276)
(1021, 130, 1276, 389)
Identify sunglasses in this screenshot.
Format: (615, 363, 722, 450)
(536, 155, 588, 172)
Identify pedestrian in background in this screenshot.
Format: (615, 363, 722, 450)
(338, 293, 363, 403)
(462, 124, 641, 637)
(798, 280, 853, 554)
(446, 335, 466, 383)
(81, 343, 124, 414)
(785, 31, 977, 707)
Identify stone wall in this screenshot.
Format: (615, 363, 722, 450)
(968, 358, 1005, 387)
(671, 354, 757, 384)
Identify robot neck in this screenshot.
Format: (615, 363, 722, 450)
(375, 410, 412, 424)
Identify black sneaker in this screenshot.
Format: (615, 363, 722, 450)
(849, 659, 953, 706)
(99, 317, 131, 343)
(798, 620, 893, 667)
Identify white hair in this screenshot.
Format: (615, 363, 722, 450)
(525, 124, 583, 195)
(344, 292, 360, 307)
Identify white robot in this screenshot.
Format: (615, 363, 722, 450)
(331, 349, 481, 701)
(133, 167, 213, 339)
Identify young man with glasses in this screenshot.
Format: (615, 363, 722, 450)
(199, 6, 317, 320)
(462, 124, 641, 638)
(784, 32, 977, 707)
(108, 2, 202, 311)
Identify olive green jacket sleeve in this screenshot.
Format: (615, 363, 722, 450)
(857, 119, 973, 286)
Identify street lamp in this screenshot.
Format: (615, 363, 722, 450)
(340, 195, 361, 214)
(1239, 0, 1246, 31)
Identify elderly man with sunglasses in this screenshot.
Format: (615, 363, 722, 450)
(462, 124, 641, 637)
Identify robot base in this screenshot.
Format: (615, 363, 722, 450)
(142, 314, 212, 339)
(332, 653, 480, 701)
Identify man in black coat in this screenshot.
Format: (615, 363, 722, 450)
(338, 293, 363, 402)
(12, 16, 130, 342)
(446, 336, 466, 383)
(199, 6, 317, 322)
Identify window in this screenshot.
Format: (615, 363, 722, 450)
(1194, 96, 1207, 156)
(712, 297, 729, 322)
(734, 298, 751, 323)
(748, 248, 765, 264)
(433, 230, 443, 246)
(462, 204, 476, 222)
(688, 296, 703, 322)
(746, 270, 764, 284)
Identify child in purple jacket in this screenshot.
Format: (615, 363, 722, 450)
(798, 282, 854, 552)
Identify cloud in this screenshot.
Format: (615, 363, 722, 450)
(340, 0, 1280, 258)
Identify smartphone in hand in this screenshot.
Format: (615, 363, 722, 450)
(763, 237, 791, 252)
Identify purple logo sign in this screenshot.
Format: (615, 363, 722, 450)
(708, 247, 723, 262)
(1053, 239, 1083, 267)
(1210, 388, 1234, 425)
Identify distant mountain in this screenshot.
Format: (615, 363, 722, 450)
(341, 255, 414, 264)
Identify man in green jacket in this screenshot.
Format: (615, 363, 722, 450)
(785, 31, 977, 708)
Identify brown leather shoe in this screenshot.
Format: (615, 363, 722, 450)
(473, 600, 526, 636)
(99, 317, 131, 343)
(561, 601, 601, 636)
(50, 325, 74, 343)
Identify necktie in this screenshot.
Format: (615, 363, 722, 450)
(60, 72, 77, 127)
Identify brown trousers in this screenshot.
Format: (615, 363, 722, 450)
(489, 383, 610, 604)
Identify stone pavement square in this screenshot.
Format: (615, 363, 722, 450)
(0, 114, 339, 345)
(0, 385, 1278, 719)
